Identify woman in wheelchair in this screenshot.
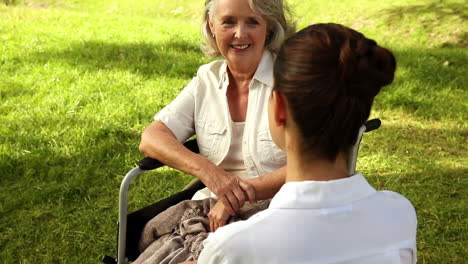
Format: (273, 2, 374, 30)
(196, 23, 418, 263)
(139, 0, 295, 230)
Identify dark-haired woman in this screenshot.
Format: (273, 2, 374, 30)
(197, 23, 417, 264)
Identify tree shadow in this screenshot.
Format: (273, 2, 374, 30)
(372, 45, 467, 121)
(16, 39, 208, 79)
(0, 80, 35, 99)
(380, 1, 467, 48)
(0, 118, 141, 185)
(1, 39, 210, 188)
(358, 122, 466, 194)
(374, 1, 467, 121)
(383, 2, 467, 22)
(359, 123, 467, 162)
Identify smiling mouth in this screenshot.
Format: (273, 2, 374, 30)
(232, 44, 250, 50)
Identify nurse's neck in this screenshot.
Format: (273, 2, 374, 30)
(285, 137, 350, 183)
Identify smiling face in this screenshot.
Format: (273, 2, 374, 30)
(209, 0, 268, 71)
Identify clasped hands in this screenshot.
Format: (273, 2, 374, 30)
(177, 175, 256, 264)
(205, 173, 256, 232)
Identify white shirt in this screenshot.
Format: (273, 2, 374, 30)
(194, 121, 248, 200)
(198, 173, 418, 264)
(218, 121, 247, 177)
(155, 50, 286, 180)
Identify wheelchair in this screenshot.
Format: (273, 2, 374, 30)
(102, 119, 382, 264)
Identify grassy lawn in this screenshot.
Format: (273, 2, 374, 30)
(0, 0, 466, 263)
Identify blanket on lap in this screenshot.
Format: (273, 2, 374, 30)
(134, 198, 270, 264)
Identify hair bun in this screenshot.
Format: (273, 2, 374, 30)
(273, 23, 397, 161)
(339, 37, 396, 99)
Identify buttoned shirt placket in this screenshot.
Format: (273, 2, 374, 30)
(243, 80, 260, 178)
(218, 64, 262, 178)
(218, 67, 232, 165)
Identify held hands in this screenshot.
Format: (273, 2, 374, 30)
(208, 178, 256, 232)
(208, 200, 231, 232)
(205, 171, 256, 216)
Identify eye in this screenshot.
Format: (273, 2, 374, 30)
(247, 18, 259, 25)
(222, 18, 235, 25)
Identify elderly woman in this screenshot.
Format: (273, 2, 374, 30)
(139, 0, 295, 230)
(197, 23, 417, 263)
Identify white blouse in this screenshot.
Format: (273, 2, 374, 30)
(218, 121, 247, 178)
(194, 121, 247, 200)
(155, 50, 286, 180)
(198, 173, 418, 264)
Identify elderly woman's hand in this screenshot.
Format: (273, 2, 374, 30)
(209, 178, 256, 232)
(204, 170, 256, 216)
(208, 200, 231, 232)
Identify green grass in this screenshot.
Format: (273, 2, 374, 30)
(0, 0, 466, 263)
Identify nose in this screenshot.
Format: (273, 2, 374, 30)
(234, 23, 247, 40)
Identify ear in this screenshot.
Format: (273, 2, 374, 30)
(208, 17, 215, 36)
(271, 90, 287, 126)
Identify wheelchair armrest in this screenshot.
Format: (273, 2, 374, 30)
(138, 157, 164, 171)
(117, 138, 200, 264)
(138, 139, 199, 171)
(364, 119, 381, 132)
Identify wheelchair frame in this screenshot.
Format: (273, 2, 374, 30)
(102, 119, 381, 264)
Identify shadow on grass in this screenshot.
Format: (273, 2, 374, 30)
(375, 0, 467, 121)
(380, 1, 467, 48)
(373, 45, 467, 121)
(361, 123, 467, 160)
(383, 1, 468, 22)
(17, 40, 207, 79)
(0, 119, 141, 185)
(2, 0, 21, 6)
(0, 80, 35, 99)
(359, 122, 466, 191)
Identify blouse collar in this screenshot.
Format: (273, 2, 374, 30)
(219, 50, 274, 89)
(270, 173, 377, 209)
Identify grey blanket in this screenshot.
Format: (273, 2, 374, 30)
(134, 198, 270, 264)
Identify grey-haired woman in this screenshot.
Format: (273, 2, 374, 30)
(139, 0, 295, 230)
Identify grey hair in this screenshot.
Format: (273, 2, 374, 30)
(201, 0, 296, 57)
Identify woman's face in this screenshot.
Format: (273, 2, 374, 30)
(209, 0, 268, 70)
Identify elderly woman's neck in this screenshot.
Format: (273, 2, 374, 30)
(227, 69, 256, 95)
(285, 148, 350, 183)
(227, 61, 260, 84)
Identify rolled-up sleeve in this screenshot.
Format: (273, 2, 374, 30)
(154, 77, 197, 143)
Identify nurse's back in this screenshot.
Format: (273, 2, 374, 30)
(198, 23, 417, 264)
(203, 182, 416, 264)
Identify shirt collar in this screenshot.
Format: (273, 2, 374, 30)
(219, 50, 274, 89)
(269, 173, 377, 209)
(252, 50, 274, 87)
